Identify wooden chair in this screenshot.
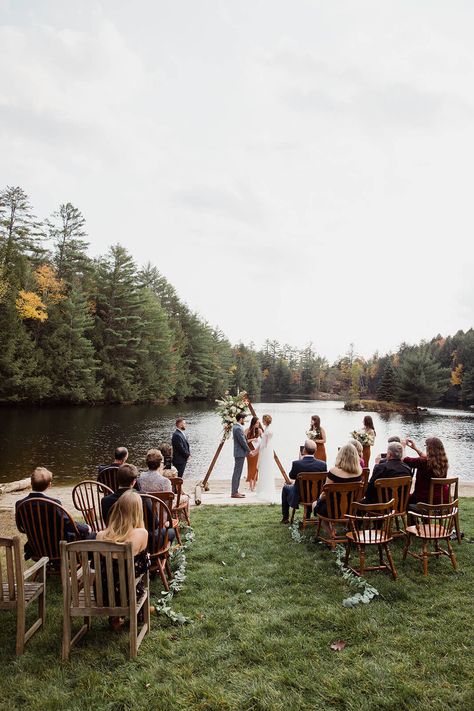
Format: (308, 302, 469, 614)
(429, 477, 461, 544)
(316, 481, 362, 549)
(60, 540, 150, 660)
(344, 500, 397, 579)
(149, 490, 182, 546)
(72, 481, 113, 533)
(171, 477, 191, 526)
(403, 501, 459, 576)
(375, 476, 411, 537)
(0, 537, 48, 655)
(360, 468, 370, 499)
(16, 498, 81, 572)
(138, 494, 174, 590)
(289, 472, 327, 527)
(97, 466, 119, 492)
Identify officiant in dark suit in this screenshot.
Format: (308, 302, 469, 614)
(172, 417, 191, 476)
(280, 440, 326, 523)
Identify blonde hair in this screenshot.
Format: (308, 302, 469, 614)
(335, 444, 362, 476)
(101, 490, 145, 544)
(262, 414, 272, 426)
(31, 467, 53, 492)
(348, 438, 363, 456)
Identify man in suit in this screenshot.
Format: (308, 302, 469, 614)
(172, 418, 191, 476)
(280, 440, 327, 523)
(231, 412, 251, 498)
(364, 441, 412, 504)
(98, 446, 128, 475)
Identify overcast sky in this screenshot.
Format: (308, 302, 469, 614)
(1, 0, 473, 361)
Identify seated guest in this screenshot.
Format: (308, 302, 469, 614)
(375, 435, 404, 465)
(404, 437, 449, 507)
(280, 440, 326, 524)
(348, 439, 365, 469)
(313, 444, 362, 524)
(158, 442, 178, 479)
(364, 441, 412, 504)
(16, 467, 92, 558)
(139, 449, 173, 494)
(98, 446, 128, 474)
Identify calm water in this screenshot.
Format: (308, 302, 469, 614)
(0, 400, 473, 485)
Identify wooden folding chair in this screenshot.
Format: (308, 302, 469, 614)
(72, 481, 113, 533)
(316, 481, 362, 549)
(375, 476, 411, 537)
(97, 466, 119, 492)
(403, 501, 459, 576)
(289, 472, 327, 527)
(0, 537, 48, 654)
(139, 494, 174, 590)
(344, 500, 397, 579)
(429, 477, 461, 544)
(60, 540, 150, 660)
(171, 477, 191, 526)
(16, 498, 81, 573)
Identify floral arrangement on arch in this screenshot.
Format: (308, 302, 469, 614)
(351, 430, 375, 447)
(215, 391, 250, 441)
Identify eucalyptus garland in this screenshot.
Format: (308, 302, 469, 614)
(153, 526, 195, 624)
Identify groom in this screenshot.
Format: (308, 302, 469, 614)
(231, 412, 251, 498)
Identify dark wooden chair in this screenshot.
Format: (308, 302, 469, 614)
(72, 481, 113, 533)
(429, 477, 461, 544)
(16, 498, 81, 572)
(289, 472, 328, 527)
(97, 466, 119, 492)
(0, 536, 48, 655)
(344, 500, 397, 579)
(375, 476, 411, 537)
(316, 481, 362, 549)
(60, 540, 150, 660)
(149, 490, 182, 546)
(403, 500, 459, 575)
(360, 468, 370, 499)
(171, 477, 191, 526)
(138, 493, 174, 590)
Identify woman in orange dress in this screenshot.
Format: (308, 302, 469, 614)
(308, 415, 327, 462)
(245, 416, 263, 491)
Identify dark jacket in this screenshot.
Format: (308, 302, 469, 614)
(365, 458, 412, 504)
(101, 487, 158, 532)
(287, 455, 327, 509)
(171, 429, 191, 467)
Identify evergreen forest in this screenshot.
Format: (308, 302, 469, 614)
(1, 186, 473, 408)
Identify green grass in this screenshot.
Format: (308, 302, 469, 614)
(1, 502, 473, 711)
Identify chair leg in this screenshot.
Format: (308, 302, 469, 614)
(446, 539, 458, 571)
(422, 542, 429, 576)
(165, 557, 173, 580)
(61, 613, 71, 661)
(344, 540, 351, 567)
(402, 534, 411, 560)
(184, 507, 191, 526)
(158, 561, 169, 591)
(129, 607, 138, 659)
(289, 508, 295, 525)
(16, 602, 26, 656)
(384, 544, 397, 580)
(378, 544, 384, 568)
(455, 513, 462, 544)
(174, 525, 182, 546)
(359, 545, 366, 577)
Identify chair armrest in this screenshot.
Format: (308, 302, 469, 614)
(24, 556, 49, 579)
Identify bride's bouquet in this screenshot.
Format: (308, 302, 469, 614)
(215, 391, 250, 441)
(351, 430, 375, 447)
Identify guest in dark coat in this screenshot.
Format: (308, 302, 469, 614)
(171, 417, 191, 476)
(280, 440, 327, 523)
(364, 442, 412, 504)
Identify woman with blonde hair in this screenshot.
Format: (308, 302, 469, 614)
(404, 436, 449, 506)
(313, 443, 362, 521)
(349, 438, 366, 469)
(255, 414, 277, 503)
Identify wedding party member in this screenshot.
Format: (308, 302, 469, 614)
(308, 415, 327, 462)
(280, 440, 326, 524)
(245, 416, 263, 492)
(364, 442, 412, 504)
(255, 414, 277, 504)
(231, 412, 251, 498)
(403, 437, 449, 507)
(171, 418, 191, 476)
(313, 444, 362, 524)
(139, 449, 172, 494)
(98, 446, 129, 474)
(355, 415, 376, 467)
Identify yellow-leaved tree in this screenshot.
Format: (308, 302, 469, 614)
(451, 363, 463, 386)
(34, 264, 65, 304)
(15, 290, 48, 321)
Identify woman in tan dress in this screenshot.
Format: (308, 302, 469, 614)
(309, 415, 327, 462)
(245, 416, 263, 491)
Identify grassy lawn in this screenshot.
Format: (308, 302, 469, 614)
(0, 502, 473, 711)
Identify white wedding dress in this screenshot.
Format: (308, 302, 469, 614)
(255, 425, 277, 504)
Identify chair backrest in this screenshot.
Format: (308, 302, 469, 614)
(347, 499, 396, 544)
(0, 537, 23, 608)
(60, 539, 135, 612)
(412, 500, 458, 539)
(375, 476, 412, 514)
(138, 493, 173, 557)
(72, 481, 114, 532)
(323, 482, 363, 520)
(428, 477, 458, 505)
(361, 468, 370, 497)
(97, 466, 120, 492)
(16, 498, 80, 566)
(170, 477, 184, 507)
(297, 472, 328, 505)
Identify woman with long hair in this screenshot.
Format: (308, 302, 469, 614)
(308, 415, 327, 462)
(313, 443, 362, 530)
(255, 414, 277, 503)
(355, 415, 376, 468)
(404, 436, 449, 505)
(245, 416, 263, 492)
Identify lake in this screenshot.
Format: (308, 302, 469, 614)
(0, 400, 473, 485)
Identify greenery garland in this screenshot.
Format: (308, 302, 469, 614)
(152, 526, 195, 624)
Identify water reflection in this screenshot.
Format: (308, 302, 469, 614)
(0, 401, 473, 485)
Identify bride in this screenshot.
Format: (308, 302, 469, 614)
(255, 414, 277, 504)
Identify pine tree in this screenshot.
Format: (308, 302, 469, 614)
(49, 203, 90, 285)
(396, 347, 449, 407)
(0, 187, 46, 270)
(377, 361, 397, 401)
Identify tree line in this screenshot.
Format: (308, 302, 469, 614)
(1, 186, 473, 409)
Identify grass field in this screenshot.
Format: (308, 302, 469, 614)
(0, 502, 473, 711)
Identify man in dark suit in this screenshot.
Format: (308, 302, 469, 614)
(171, 418, 191, 476)
(231, 412, 251, 498)
(364, 441, 412, 504)
(281, 440, 327, 523)
(98, 446, 128, 475)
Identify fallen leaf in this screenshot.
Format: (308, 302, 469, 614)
(330, 640, 347, 652)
